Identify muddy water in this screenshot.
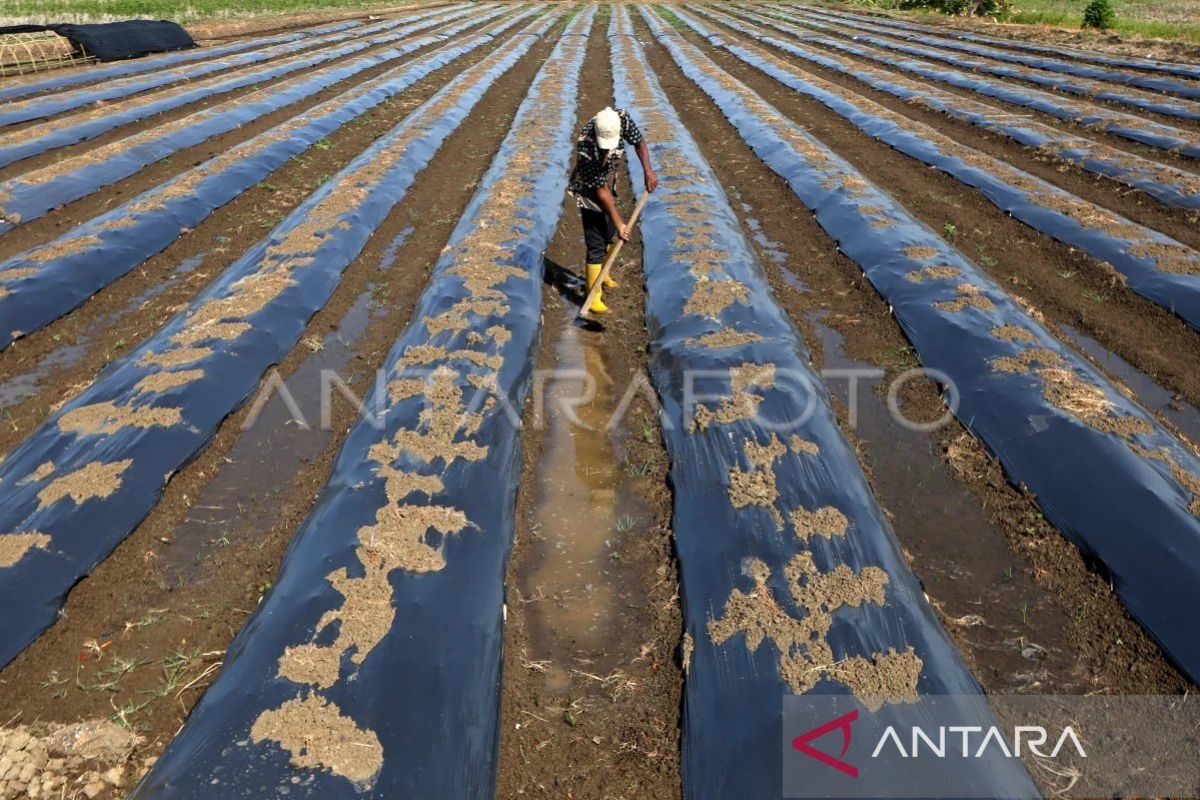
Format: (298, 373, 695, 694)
(0, 253, 206, 413)
(379, 224, 416, 270)
(161, 284, 398, 578)
(806, 310, 1084, 692)
(161, 229, 415, 577)
(1060, 322, 1200, 446)
(517, 307, 651, 693)
(743, 207, 808, 293)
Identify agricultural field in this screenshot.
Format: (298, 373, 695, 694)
(840, 0, 1200, 44)
(1, 2, 1199, 798)
(1, 0, 418, 27)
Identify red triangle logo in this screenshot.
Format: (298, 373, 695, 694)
(791, 708, 859, 778)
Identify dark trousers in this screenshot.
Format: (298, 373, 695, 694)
(580, 206, 615, 264)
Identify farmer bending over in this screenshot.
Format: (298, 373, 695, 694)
(568, 106, 657, 314)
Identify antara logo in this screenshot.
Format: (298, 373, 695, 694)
(792, 709, 859, 778)
(791, 709, 1087, 778)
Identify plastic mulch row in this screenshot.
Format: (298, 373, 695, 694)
(0, 7, 557, 673)
(130, 9, 591, 797)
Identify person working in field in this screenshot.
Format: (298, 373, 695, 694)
(568, 106, 658, 314)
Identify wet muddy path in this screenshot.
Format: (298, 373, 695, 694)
(497, 14, 683, 799)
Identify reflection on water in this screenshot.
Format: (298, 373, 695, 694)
(520, 315, 649, 694)
(162, 283, 384, 580)
(1059, 323, 1200, 447)
(0, 254, 206, 411)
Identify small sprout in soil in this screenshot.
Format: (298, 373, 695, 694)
(257, 581, 273, 595)
(147, 649, 202, 698)
(111, 697, 152, 731)
(614, 515, 636, 533)
(259, 182, 277, 193)
(314, 139, 332, 150)
(94, 656, 150, 691)
(976, 249, 998, 268)
(626, 459, 653, 478)
(943, 223, 957, 240)
(1058, 270, 1078, 279)
(1083, 290, 1110, 303)
(39, 670, 69, 698)
(125, 612, 165, 633)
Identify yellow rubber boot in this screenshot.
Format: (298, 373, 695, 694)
(602, 244, 619, 288)
(585, 263, 609, 314)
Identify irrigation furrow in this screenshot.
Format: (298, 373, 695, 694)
(0, 21, 362, 103)
(0, 8, 560, 673)
(741, 8, 1200, 160)
(612, 8, 1034, 798)
(0, 5, 480, 168)
(703, 5, 1200, 211)
(768, 5, 1200, 123)
(129, 10, 589, 796)
(783, 3, 1200, 100)
(0, 5, 502, 230)
(791, 3, 1200, 82)
(677, 9, 1200, 329)
(0, 10, 539, 352)
(644, 6, 1200, 685)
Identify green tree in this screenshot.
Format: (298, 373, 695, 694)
(1082, 0, 1117, 29)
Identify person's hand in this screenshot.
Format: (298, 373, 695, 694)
(645, 170, 659, 193)
(618, 223, 631, 242)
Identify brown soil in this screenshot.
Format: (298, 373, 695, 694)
(0, 23, 405, 144)
(638, 16, 1189, 696)
(36, 459, 131, 507)
(250, 695, 381, 783)
(755, 11, 1200, 175)
(495, 14, 683, 799)
(716, 9, 1200, 248)
(0, 719, 144, 799)
(789, 8, 1200, 136)
(683, 20, 1200, 421)
(0, 27, 557, 799)
(0, 532, 50, 568)
(0, 4, 446, 101)
(188, 3, 446, 42)
(4, 3, 1200, 796)
(0, 9, 503, 247)
(0, 21, 511, 458)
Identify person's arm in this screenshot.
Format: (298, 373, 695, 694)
(596, 185, 627, 241)
(635, 139, 658, 194)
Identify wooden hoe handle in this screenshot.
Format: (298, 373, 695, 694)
(579, 191, 650, 318)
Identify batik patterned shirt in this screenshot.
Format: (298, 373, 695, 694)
(568, 109, 643, 210)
